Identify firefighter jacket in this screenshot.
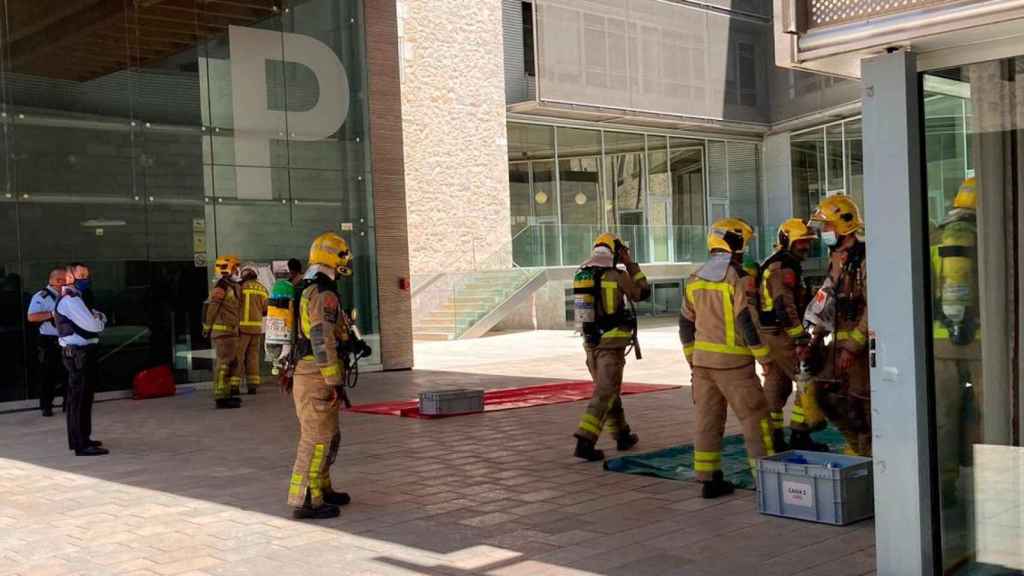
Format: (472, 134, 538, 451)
(680, 251, 769, 369)
(575, 259, 651, 349)
(239, 278, 269, 335)
(758, 249, 808, 340)
(821, 240, 868, 355)
(297, 275, 351, 387)
(203, 278, 241, 339)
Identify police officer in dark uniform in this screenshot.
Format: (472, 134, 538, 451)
(27, 268, 68, 417)
(55, 264, 108, 456)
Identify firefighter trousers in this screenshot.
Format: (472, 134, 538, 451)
(934, 346, 983, 496)
(815, 345, 871, 456)
(761, 331, 797, 431)
(288, 361, 342, 508)
(574, 347, 630, 443)
(691, 364, 774, 482)
(213, 336, 241, 400)
(237, 333, 263, 392)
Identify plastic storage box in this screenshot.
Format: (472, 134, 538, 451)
(418, 389, 485, 416)
(757, 450, 874, 525)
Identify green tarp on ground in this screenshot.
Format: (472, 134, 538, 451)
(604, 428, 848, 490)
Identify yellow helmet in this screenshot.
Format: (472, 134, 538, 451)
(309, 232, 352, 277)
(707, 218, 753, 253)
(778, 218, 816, 249)
(953, 177, 976, 210)
(810, 194, 863, 236)
(593, 233, 619, 250)
(214, 255, 240, 277)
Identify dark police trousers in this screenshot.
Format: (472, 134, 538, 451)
(38, 336, 63, 413)
(62, 345, 97, 451)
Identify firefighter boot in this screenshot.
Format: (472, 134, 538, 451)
(292, 493, 340, 520)
(789, 430, 828, 452)
(701, 470, 735, 499)
(616, 431, 639, 451)
(215, 398, 242, 410)
(574, 436, 605, 462)
(323, 489, 351, 507)
(772, 429, 790, 453)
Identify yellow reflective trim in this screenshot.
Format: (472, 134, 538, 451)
(786, 325, 806, 338)
(791, 413, 806, 424)
(601, 328, 633, 341)
(761, 270, 774, 312)
(760, 418, 775, 455)
(682, 344, 694, 354)
(694, 461, 720, 473)
(632, 271, 647, 282)
(836, 329, 866, 345)
(249, 376, 262, 384)
(582, 414, 601, 426)
(694, 451, 721, 462)
(573, 279, 595, 289)
(578, 421, 601, 435)
(601, 280, 618, 316)
(320, 364, 340, 378)
(243, 289, 266, 296)
(770, 412, 785, 422)
(239, 321, 263, 327)
(300, 293, 311, 339)
(750, 345, 770, 359)
(289, 473, 304, 497)
(693, 341, 752, 356)
(212, 324, 233, 332)
(228, 377, 242, 384)
(308, 444, 325, 499)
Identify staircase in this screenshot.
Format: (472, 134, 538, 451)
(413, 269, 546, 341)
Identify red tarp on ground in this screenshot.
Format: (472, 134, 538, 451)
(347, 381, 681, 419)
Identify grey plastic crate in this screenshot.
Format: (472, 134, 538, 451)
(418, 388, 484, 416)
(757, 450, 874, 525)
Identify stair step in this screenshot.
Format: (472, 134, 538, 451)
(413, 332, 455, 341)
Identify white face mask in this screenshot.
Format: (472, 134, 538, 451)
(820, 230, 839, 247)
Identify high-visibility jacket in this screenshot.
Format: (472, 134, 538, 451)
(239, 278, 269, 335)
(203, 279, 241, 339)
(297, 274, 350, 386)
(820, 241, 868, 354)
(680, 251, 769, 369)
(758, 249, 808, 340)
(573, 261, 651, 349)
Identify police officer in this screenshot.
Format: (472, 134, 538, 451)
(804, 195, 871, 457)
(756, 219, 825, 452)
(680, 218, 774, 498)
(288, 232, 354, 519)
(203, 255, 243, 409)
(932, 178, 981, 507)
(237, 263, 268, 394)
(55, 264, 108, 456)
(27, 268, 68, 417)
(572, 233, 651, 462)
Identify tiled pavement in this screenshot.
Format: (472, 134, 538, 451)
(0, 331, 876, 576)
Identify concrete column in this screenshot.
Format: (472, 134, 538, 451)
(762, 131, 794, 233)
(861, 50, 937, 575)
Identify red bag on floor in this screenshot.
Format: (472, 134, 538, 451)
(133, 365, 176, 400)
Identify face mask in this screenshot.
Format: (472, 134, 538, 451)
(820, 231, 839, 247)
(74, 278, 91, 292)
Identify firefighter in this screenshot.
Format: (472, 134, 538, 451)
(238, 263, 269, 394)
(757, 218, 824, 452)
(680, 218, 774, 498)
(288, 232, 354, 519)
(572, 233, 651, 462)
(203, 255, 243, 409)
(932, 178, 981, 506)
(804, 195, 871, 457)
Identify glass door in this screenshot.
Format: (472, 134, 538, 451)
(922, 60, 1023, 576)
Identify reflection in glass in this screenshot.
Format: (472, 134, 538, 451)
(670, 138, 706, 261)
(558, 128, 602, 265)
(924, 63, 1023, 575)
(605, 132, 647, 263)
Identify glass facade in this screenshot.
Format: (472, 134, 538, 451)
(0, 1, 378, 405)
(790, 117, 864, 220)
(923, 60, 1023, 575)
(507, 122, 763, 267)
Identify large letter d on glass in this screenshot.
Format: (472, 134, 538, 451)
(229, 25, 350, 200)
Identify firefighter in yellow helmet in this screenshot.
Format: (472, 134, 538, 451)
(756, 219, 826, 452)
(931, 177, 981, 512)
(803, 195, 871, 456)
(287, 232, 354, 519)
(572, 233, 651, 461)
(680, 218, 774, 498)
(203, 255, 244, 409)
(237, 263, 268, 394)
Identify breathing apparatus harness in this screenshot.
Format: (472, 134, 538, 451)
(574, 241, 642, 359)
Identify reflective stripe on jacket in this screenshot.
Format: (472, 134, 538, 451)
(681, 263, 768, 369)
(239, 279, 269, 335)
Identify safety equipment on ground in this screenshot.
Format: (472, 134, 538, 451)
(308, 232, 352, 277)
(215, 255, 240, 277)
(953, 177, 977, 210)
(778, 218, 816, 250)
(707, 218, 753, 253)
(810, 195, 863, 236)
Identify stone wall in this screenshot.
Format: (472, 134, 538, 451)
(399, 0, 512, 276)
